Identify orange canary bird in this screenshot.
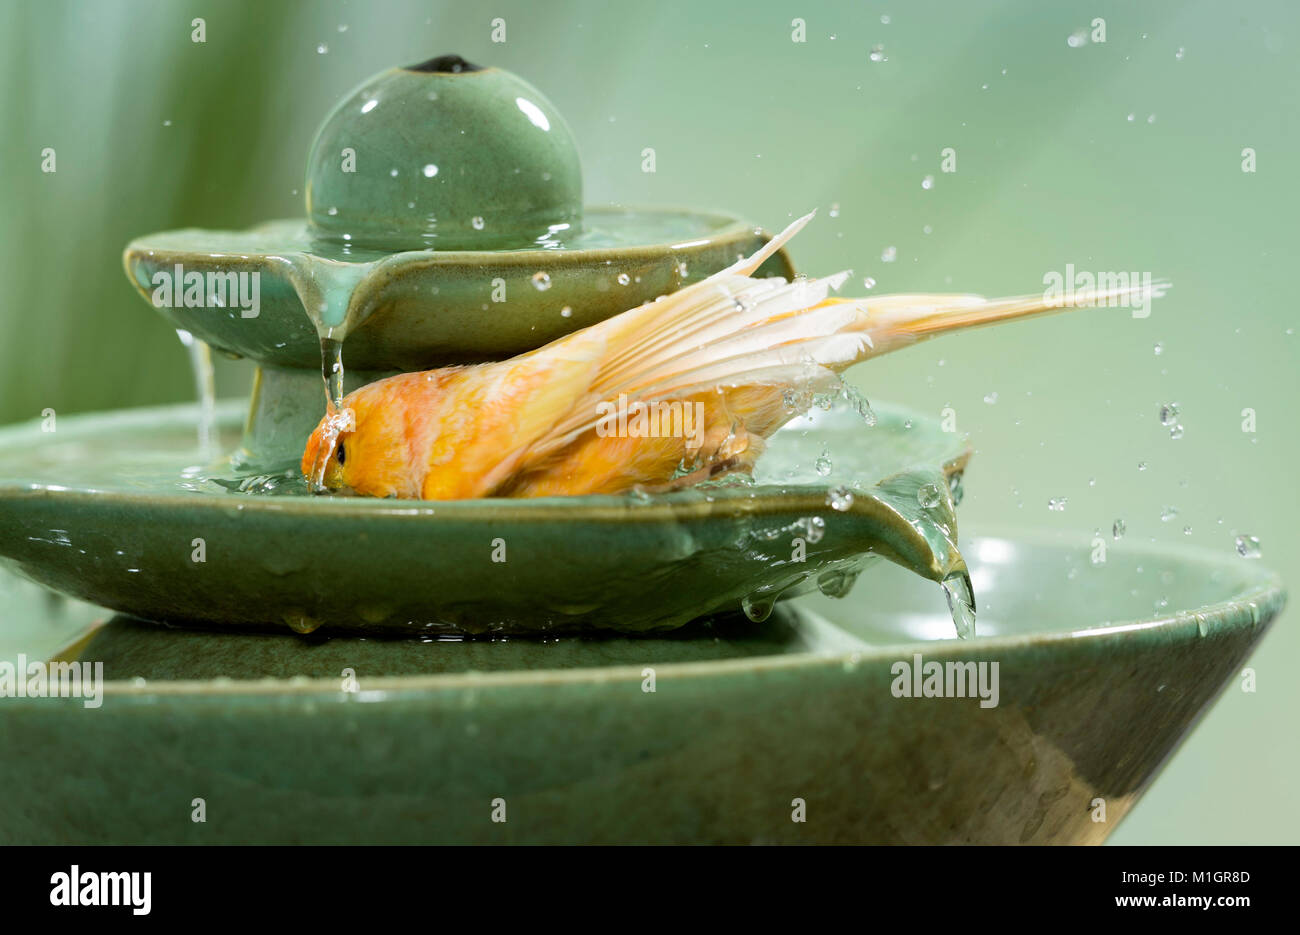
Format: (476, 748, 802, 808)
(303, 212, 1160, 499)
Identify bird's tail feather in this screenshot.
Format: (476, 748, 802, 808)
(525, 213, 1167, 459)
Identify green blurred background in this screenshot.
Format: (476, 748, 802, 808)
(1, 0, 1295, 844)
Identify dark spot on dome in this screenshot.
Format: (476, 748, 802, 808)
(405, 54, 484, 74)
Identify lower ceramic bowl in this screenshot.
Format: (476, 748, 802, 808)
(0, 532, 1281, 844)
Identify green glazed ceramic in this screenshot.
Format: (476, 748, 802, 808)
(306, 54, 583, 251)
(0, 533, 1281, 844)
(0, 399, 970, 636)
(122, 207, 793, 372)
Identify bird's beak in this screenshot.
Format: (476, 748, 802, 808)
(321, 457, 346, 491)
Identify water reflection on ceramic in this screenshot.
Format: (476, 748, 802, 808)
(0, 533, 1279, 844)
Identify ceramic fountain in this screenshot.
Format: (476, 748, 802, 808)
(0, 55, 1285, 844)
(6, 54, 973, 635)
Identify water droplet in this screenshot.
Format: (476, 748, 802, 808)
(1169, 423, 1185, 440)
(1048, 497, 1068, 512)
(1159, 402, 1180, 426)
(983, 391, 998, 405)
(869, 44, 887, 62)
(560, 306, 572, 318)
(1153, 341, 1164, 355)
(1112, 519, 1126, 539)
(921, 175, 934, 190)
(617, 272, 631, 286)
(531, 271, 552, 291)
(1067, 30, 1087, 48)
(1146, 114, 1156, 124)
(1235, 534, 1261, 558)
(947, 472, 964, 506)
(802, 516, 826, 544)
(862, 276, 876, 290)
(828, 202, 840, 218)
(162, 119, 172, 127)
(880, 245, 897, 263)
(817, 569, 857, 598)
(1161, 505, 1179, 522)
(1183, 525, 1193, 536)
(1175, 46, 1185, 60)
(471, 216, 485, 230)
(827, 486, 854, 511)
(917, 483, 943, 509)
(1137, 461, 1148, 471)
(316, 43, 329, 54)
(1126, 112, 1136, 123)
(327, 206, 339, 216)
(815, 448, 832, 476)
(337, 23, 349, 33)
(880, 14, 891, 24)
(741, 592, 777, 622)
(285, 613, 322, 634)
(422, 164, 439, 178)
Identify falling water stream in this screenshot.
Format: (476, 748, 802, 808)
(175, 329, 217, 458)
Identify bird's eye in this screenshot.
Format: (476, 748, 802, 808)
(336, 441, 346, 465)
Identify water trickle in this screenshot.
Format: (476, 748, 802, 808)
(320, 335, 346, 410)
(942, 571, 977, 639)
(815, 447, 832, 476)
(1113, 518, 1126, 539)
(175, 329, 217, 458)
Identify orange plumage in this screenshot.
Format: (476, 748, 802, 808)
(303, 213, 1159, 499)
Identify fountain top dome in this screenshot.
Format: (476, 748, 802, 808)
(305, 54, 583, 252)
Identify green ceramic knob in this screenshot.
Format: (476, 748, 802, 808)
(305, 54, 582, 251)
